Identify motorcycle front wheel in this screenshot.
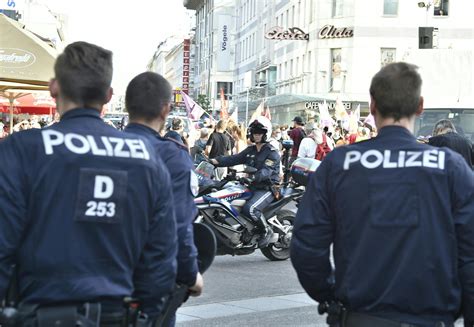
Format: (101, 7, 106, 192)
(260, 209, 295, 261)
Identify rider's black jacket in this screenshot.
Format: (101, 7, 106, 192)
(215, 143, 280, 189)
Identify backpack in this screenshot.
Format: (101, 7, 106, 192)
(315, 134, 331, 161)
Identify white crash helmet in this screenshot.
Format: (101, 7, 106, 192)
(248, 116, 272, 143)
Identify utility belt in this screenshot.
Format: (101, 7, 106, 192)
(0, 298, 151, 327)
(318, 302, 453, 327)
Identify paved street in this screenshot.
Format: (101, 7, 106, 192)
(176, 251, 465, 327)
(176, 251, 325, 326)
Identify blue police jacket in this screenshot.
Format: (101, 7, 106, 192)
(216, 143, 281, 189)
(0, 109, 178, 318)
(291, 126, 474, 326)
(125, 123, 199, 286)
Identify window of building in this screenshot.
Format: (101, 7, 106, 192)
(263, 23, 267, 49)
(309, 0, 314, 22)
(291, 5, 295, 26)
(216, 82, 233, 98)
(332, 0, 343, 17)
(383, 0, 398, 15)
(290, 59, 294, 76)
(381, 48, 396, 67)
(330, 48, 342, 92)
(296, 57, 299, 75)
(434, 0, 449, 16)
(285, 10, 289, 26)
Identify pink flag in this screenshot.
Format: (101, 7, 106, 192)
(364, 113, 376, 128)
(181, 91, 204, 120)
(263, 105, 272, 121)
(334, 97, 348, 120)
(319, 100, 334, 128)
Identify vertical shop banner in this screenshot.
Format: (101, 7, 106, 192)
(217, 14, 231, 72)
(182, 39, 190, 94)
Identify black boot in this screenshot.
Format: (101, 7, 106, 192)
(257, 216, 273, 248)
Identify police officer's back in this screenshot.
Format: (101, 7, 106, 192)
(291, 62, 474, 327)
(0, 42, 178, 325)
(124, 72, 204, 326)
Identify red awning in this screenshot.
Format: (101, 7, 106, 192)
(0, 93, 56, 115)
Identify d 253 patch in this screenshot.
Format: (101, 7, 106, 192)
(74, 168, 128, 224)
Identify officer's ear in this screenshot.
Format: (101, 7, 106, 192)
(49, 78, 59, 99)
(415, 96, 424, 116)
(369, 96, 377, 116)
(160, 102, 171, 121)
(105, 87, 113, 103)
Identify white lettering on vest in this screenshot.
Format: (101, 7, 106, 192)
(405, 151, 422, 167)
(343, 151, 361, 170)
(87, 135, 107, 156)
(343, 149, 446, 170)
(41, 130, 151, 160)
(383, 150, 397, 168)
(64, 133, 90, 154)
(109, 137, 130, 158)
(94, 175, 114, 199)
(360, 150, 384, 169)
(42, 129, 64, 155)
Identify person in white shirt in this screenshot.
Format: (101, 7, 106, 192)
(298, 125, 323, 158)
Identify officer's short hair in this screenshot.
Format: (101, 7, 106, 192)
(369, 62, 422, 121)
(433, 119, 456, 136)
(125, 72, 172, 121)
(54, 42, 113, 108)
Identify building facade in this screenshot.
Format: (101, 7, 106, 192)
(186, 0, 474, 124)
(184, 0, 235, 115)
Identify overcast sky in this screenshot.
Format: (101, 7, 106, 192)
(46, 0, 193, 95)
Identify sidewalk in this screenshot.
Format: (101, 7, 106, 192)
(177, 292, 317, 324)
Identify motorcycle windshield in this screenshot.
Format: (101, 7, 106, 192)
(195, 161, 216, 187)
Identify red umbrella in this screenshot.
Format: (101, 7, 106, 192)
(0, 93, 55, 115)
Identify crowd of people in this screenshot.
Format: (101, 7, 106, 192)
(0, 40, 472, 327)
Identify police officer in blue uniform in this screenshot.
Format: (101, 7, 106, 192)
(124, 72, 203, 326)
(0, 42, 178, 326)
(291, 62, 474, 327)
(211, 116, 281, 248)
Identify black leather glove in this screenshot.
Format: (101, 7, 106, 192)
(239, 177, 253, 185)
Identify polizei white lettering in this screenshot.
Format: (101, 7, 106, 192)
(41, 130, 150, 160)
(343, 149, 445, 170)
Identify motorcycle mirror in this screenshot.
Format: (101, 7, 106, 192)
(243, 166, 258, 174)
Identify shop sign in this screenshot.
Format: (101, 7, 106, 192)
(305, 101, 352, 110)
(217, 14, 232, 71)
(265, 27, 309, 41)
(181, 39, 190, 95)
(318, 25, 354, 39)
(0, 48, 36, 68)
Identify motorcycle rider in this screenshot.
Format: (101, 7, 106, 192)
(211, 116, 280, 248)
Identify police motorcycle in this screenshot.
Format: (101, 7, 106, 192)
(193, 152, 319, 261)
